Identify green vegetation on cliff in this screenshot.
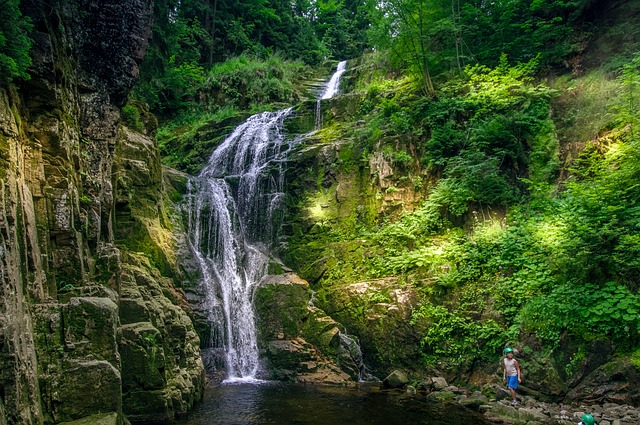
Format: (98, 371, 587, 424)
(150, 0, 640, 402)
(133, 0, 370, 115)
(282, 46, 640, 384)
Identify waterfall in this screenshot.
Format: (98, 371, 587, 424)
(321, 60, 347, 99)
(187, 60, 349, 382)
(314, 100, 322, 130)
(187, 108, 293, 381)
(316, 60, 348, 130)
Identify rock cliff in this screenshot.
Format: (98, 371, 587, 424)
(0, 1, 203, 424)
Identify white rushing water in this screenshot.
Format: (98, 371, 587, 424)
(321, 60, 347, 99)
(188, 61, 348, 381)
(316, 60, 348, 129)
(187, 109, 292, 380)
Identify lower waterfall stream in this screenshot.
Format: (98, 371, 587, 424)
(187, 107, 294, 380)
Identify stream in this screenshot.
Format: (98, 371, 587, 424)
(175, 382, 490, 425)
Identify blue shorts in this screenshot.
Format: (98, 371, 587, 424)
(507, 376, 519, 389)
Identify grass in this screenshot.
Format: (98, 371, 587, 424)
(203, 54, 312, 110)
(551, 69, 620, 145)
(157, 106, 240, 140)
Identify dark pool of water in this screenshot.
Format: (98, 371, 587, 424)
(174, 381, 490, 425)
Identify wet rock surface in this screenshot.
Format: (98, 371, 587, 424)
(410, 375, 640, 425)
(254, 272, 369, 385)
(478, 396, 640, 425)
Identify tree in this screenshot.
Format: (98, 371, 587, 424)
(460, 0, 592, 67)
(369, 0, 456, 96)
(0, 0, 33, 84)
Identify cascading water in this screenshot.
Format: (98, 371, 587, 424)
(321, 60, 347, 99)
(187, 109, 293, 381)
(187, 60, 349, 382)
(316, 60, 348, 129)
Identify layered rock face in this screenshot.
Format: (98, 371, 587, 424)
(254, 272, 366, 384)
(0, 2, 203, 424)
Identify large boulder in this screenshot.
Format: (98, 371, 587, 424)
(118, 256, 204, 422)
(254, 272, 362, 383)
(383, 370, 409, 388)
(56, 360, 122, 421)
(565, 358, 640, 405)
(317, 278, 422, 375)
(34, 296, 123, 423)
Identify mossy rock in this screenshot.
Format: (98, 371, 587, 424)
(58, 412, 119, 425)
(119, 322, 166, 392)
(565, 357, 640, 405)
(254, 274, 311, 341)
(122, 389, 171, 422)
(56, 360, 122, 422)
(426, 391, 457, 401)
(383, 370, 409, 388)
(62, 297, 119, 365)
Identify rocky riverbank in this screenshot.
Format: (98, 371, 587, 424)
(480, 396, 640, 425)
(386, 374, 640, 425)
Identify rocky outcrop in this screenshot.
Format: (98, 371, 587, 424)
(254, 272, 367, 384)
(565, 359, 640, 406)
(0, 1, 203, 424)
(316, 277, 422, 376)
(479, 395, 640, 425)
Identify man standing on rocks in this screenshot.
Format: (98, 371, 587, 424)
(503, 347, 521, 406)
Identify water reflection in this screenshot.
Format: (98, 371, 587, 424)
(175, 382, 489, 425)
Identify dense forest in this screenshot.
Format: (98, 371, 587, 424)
(2, 0, 640, 418)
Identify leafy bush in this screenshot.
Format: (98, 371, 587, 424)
(203, 54, 310, 110)
(121, 104, 143, 131)
(521, 282, 640, 347)
(0, 0, 33, 84)
(133, 56, 205, 114)
(411, 300, 505, 367)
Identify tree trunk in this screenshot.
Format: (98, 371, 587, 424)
(208, 0, 219, 67)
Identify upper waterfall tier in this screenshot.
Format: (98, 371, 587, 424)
(321, 60, 348, 99)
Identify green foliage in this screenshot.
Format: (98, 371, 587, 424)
(134, 51, 311, 116)
(203, 54, 309, 109)
(134, 0, 372, 116)
(0, 0, 33, 84)
(411, 298, 505, 367)
(461, 0, 591, 67)
(156, 106, 242, 173)
(384, 147, 413, 167)
(412, 57, 559, 216)
(369, 0, 467, 95)
(553, 69, 620, 145)
(121, 104, 143, 131)
(56, 279, 76, 292)
(522, 282, 640, 347)
(284, 49, 640, 374)
(133, 55, 205, 113)
(613, 52, 640, 137)
(632, 347, 640, 369)
(79, 195, 92, 207)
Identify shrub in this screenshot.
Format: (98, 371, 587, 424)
(121, 104, 143, 131)
(0, 0, 33, 84)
